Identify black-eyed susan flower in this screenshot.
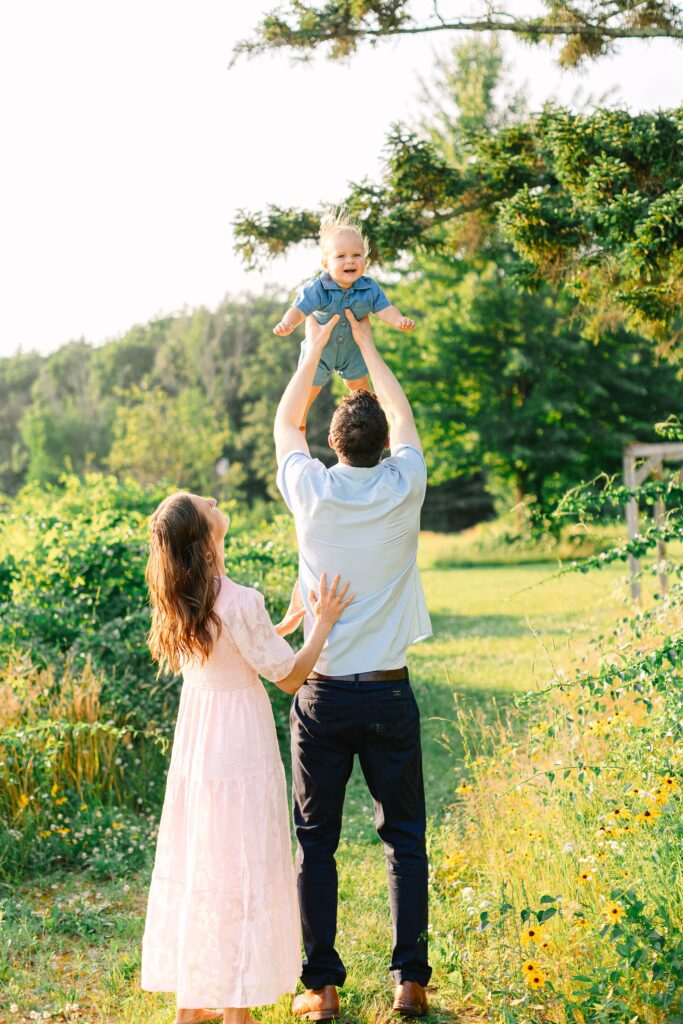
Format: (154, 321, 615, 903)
(526, 970, 547, 989)
(662, 775, 678, 792)
(18, 794, 30, 808)
(573, 916, 589, 929)
(638, 807, 660, 824)
(523, 960, 540, 975)
(51, 784, 59, 798)
(521, 924, 546, 945)
(455, 783, 474, 795)
(578, 872, 594, 884)
(604, 903, 625, 923)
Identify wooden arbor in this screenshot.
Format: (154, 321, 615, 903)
(623, 442, 683, 602)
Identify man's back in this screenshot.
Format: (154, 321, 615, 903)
(277, 444, 432, 675)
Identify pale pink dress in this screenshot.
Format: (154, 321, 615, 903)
(141, 577, 301, 1008)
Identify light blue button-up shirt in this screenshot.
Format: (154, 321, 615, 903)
(276, 445, 432, 676)
(294, 271, 390, 346)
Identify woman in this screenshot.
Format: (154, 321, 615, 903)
(140, 491, 353, 1024)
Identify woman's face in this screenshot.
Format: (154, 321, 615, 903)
(189, 493, 230, 547)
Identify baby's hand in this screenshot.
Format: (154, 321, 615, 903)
(273, 320, 296, 336)
(395, 316, 416, 331)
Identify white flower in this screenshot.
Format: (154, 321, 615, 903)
(461, 886, 475, 900)
(562, 842, 574, 853)
(10, 1005, 18, 1014)
(479, 900, 491, 909)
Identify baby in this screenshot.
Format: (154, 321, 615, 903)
(273, 211, 415, 427)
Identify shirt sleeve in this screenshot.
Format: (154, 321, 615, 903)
(384, 444, 427, 501)
(221, 587, 295, 683)
(276, 449, 313, 512)
(371, 280, 391, 313)
(293, 278, 325, 316)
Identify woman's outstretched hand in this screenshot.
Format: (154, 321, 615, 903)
(309, 573, 354, 631)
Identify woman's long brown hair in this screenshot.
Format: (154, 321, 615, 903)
(146, 492, 222, 674)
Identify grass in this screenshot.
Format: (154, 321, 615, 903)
(1, 541, 637, 1024)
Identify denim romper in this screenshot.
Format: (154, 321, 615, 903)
(294, 271, 390, 386)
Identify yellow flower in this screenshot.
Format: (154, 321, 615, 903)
(523, 960, 540, 976)
(521, 924, 546, 945)
(606, 808, 631, 821)
(111, 821, 123, 829)
(578, 872, 594, 884)
(573, 917, 589, 929)
(18, 794, 30, 808)
(455, 783, 474, 795)
(526, 969, 547, 989)
(80, 804, 88, 811)
(55, 796, 68, 805)
(662, 775, 678, 792)
(539, 939, 553, 953)
(51, 784, 59, 798)
(652, 788, 668, 806)
(56, 827, 70, 836)
(605, 903, 625, 923)
(638, 807, 660, 824)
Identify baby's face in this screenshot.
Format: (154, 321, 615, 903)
(322, 229, 366, 287)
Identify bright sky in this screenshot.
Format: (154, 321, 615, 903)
(1, 1, 681, 358)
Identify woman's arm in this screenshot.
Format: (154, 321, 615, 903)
(273, 574, 353, 695)
(274, 580, 305, 636)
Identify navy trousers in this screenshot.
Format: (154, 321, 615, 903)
(290, 674, 431, 989)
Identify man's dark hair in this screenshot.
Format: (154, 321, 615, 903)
(330, 389, 389, 467)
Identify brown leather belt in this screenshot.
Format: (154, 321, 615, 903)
(308, 667, 409, 683)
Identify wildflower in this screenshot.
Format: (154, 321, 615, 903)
(606, 808, 630, 821)
(662, 775, 678, 792)
(573, 917, 589, 929)
(652, 788, 668, 806)
(111, 822, 123, 830)
(455, 783, 474, 795)
(604, 903, 625, 924)
(638, 807, 660, 824)
(56, 827, 70, 836)
(526, 969, 547, 989)
(51, 784, 59, 798)
(18, 794, 30, 808)
(80, 804, 87, 811)
(539, 939, 553, 952)
(523, 960, 540, 976)
(55, 797, 68, 805)
(578, 872, 593, 884)
(10, 1004, 18, 1013)
(521, 924, 545, 945)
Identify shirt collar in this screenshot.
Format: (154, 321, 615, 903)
(332, 460, 382, 477)
(320, 270, 373, 292)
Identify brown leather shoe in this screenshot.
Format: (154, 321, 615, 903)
(393, 981, 428, 1017)
(292, 986, 340, 1021)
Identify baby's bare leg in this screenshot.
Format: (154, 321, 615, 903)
(300, 385, 323, 431)
(344, 375, 370, 393)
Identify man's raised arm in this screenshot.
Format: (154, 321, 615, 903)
(273, 314, 340, 465)
(344, 310, 422, 454)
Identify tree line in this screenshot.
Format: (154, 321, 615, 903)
(2, 39, 682, 526)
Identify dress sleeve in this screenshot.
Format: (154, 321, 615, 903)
(222, 588, 296, 683)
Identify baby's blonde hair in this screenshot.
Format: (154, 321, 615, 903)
(319, 209, 369, 258)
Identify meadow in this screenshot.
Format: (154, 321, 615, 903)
(4, 492, 680, 1024)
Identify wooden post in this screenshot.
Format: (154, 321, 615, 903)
(623, 448, 641, 603)
(652, 461, 667, 596)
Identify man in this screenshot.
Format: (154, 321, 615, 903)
(274, 310, 433, 1019)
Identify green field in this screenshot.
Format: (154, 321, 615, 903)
(1, 536, 636, 1024)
